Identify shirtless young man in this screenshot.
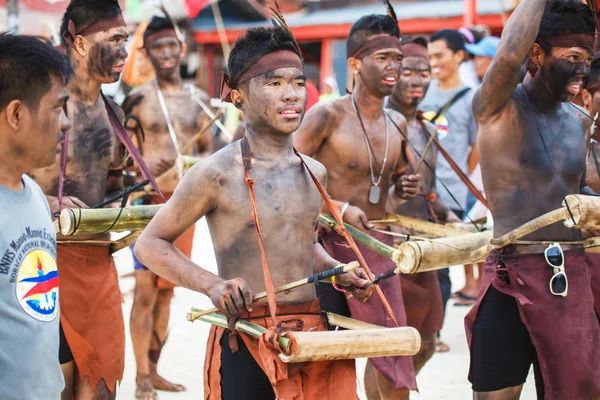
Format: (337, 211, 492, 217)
(0, 34, 71, 400)
(134, 25, 374, 400)
(465, 0, 600, 398)
(294, 8, 421, 400)
(385, 36, 444, 377)
(28, 0, 133, 398)
(122, 16, 212, 399)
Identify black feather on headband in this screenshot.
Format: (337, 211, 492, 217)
(266, 1, 302, 56)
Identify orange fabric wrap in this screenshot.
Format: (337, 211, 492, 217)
(57, 244, 125, 391)
(203, 300, 358, 400)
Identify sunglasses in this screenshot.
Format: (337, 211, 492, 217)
(544, 243, 568, 297)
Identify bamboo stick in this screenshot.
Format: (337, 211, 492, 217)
(129, 110, 223, 202)
(370, 213, 471, 237)
(191, 312, 291, 353)
(278, 327, 421, 363)
(59, 205, 161, 236)
(326, 312, 381, 330)
(318, 213, 402, 266)
(415, 129, 436, 174)
(187, 262, 360, 322)
(398, 231, 493, 274)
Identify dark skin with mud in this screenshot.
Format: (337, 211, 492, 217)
(29, 26, 130, 242)
(123, 36, 212, 194)
(387, 56, 443, 221)
(294, 38, 421, 233)
(123, 34, 213, 399)
(474, 0, 594, 398)
(28, 24, 129, 400)
(135, 66, 374, 322)
(475, 0, 594, 246)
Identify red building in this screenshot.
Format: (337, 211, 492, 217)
(192, 0, 515, 97)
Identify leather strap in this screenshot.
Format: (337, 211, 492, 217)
(240, 138, 278, 326)
(239, 138, 399, 328)
(292, 148, 399, 327)
(432, 135, 488, 208)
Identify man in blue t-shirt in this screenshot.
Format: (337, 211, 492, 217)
(0, 34, 71, 400)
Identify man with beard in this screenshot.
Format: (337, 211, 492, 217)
(383, 36, 444, 380)
(0, 34, 71, 400)
(294, 5, 421, 399)
(466, 0, 600, 398)
(122, 16, 212, 400)
(134, 22, 374, 400)
(28, 0, 143, 398)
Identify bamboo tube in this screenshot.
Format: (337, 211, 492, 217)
(59, 205, 161, 236)
(318, 213, 402, 266)
(326, 312, 381, 330)
(187, 262, 360, 322)
(129, 110, 223, 202)
(370, 214, 471, 237)
(398, 231, 493, 274)
(278, 326, 421, 363)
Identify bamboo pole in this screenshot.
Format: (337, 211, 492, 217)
(318, 213, 402, 266)
(278, 327, 421, 363)
(370, 213, 471, 237)
(398, 231, 493, 274)
(59, 205, 161, 236)
(187, 262, 360, 321)
(192, 312, 291, 352)
(326, 312, 381, 330)
(129, 110, 223, 202)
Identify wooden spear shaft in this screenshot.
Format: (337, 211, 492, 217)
(186, 261, 360, 322)
(414, 129, 437, 174)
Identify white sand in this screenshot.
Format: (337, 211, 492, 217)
(115, 219, 537, 399)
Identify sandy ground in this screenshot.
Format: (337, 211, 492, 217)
(114, 219, 537, 399)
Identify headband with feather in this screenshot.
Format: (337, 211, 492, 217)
(266, 1, 302, 57)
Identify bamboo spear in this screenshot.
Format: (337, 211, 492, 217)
(129, 110, 224, 202)
(187, 261, 360, 322)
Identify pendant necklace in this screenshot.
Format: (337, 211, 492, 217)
(351, 94, 390, 204)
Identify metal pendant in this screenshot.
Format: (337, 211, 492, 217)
(369, 185, 381, 204)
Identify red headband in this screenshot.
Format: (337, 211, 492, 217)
(402, 42, 428, 60)
(144, 28, 179, 48)
(220, 50, 303, 102)
(527, 33, 596, 76)
(63, 14, 126, 48)
(350, 35, 403, 59)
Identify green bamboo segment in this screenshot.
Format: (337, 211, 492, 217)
(318, 213, 401, 266)
(59, 205, 162, 236)
(187, 310, 291, 353)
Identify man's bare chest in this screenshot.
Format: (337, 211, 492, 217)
(141, 94, 201, 138)
(68, 108, 118, 169)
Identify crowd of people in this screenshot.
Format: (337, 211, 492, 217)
(1, 0, 600, 399)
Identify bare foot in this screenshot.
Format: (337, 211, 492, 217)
(151, 373, 186, 393)
(435, 338, 450, 353)
(136, 375, 158, 400)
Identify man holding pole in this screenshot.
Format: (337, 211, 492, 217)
(466, 0, 600, 398)
(134, 17, 375, 399)
(294, 4, 421, 399)
(385, 35, 444, 378)
(28, 0, 159, 398)
(122, 15, 213, 399)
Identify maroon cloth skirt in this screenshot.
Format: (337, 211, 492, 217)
(400, 271, 444, 337)
(320, 228, 417, 391)
(465, 247, 600, 399)
(585, 252, 600, 318)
